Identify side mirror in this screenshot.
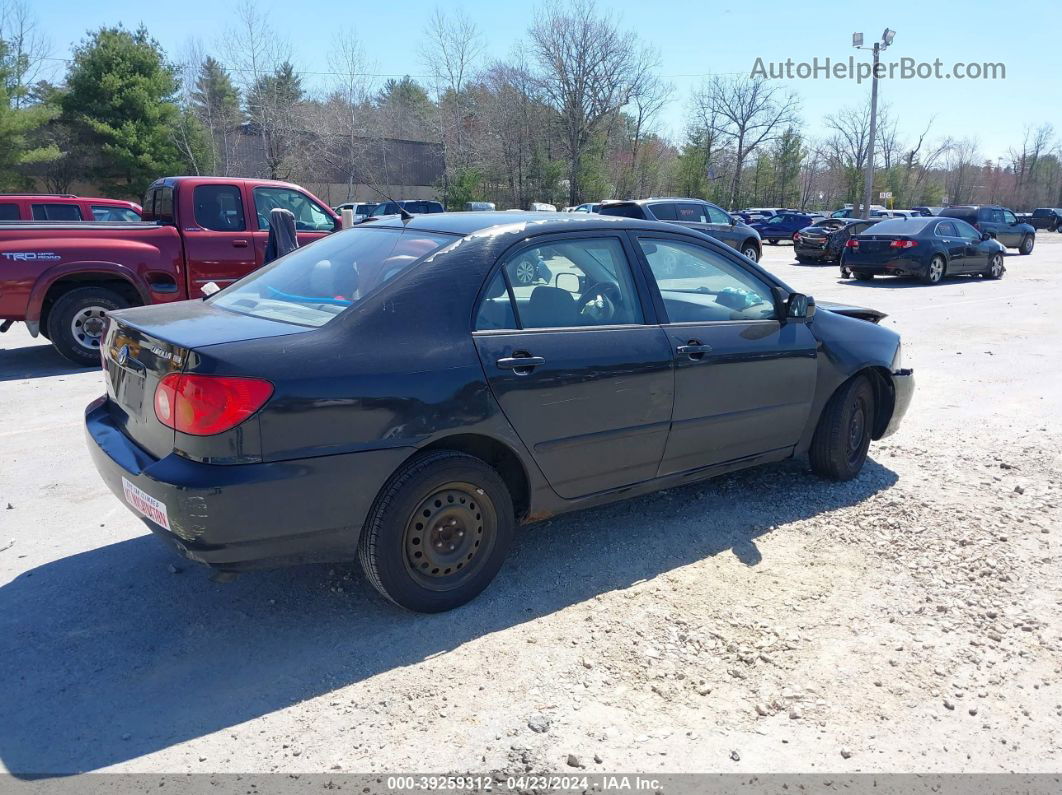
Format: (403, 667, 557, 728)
(729, 215, 737, 225)
(785, 292, 815, 321)
(981, 232, 991, 241)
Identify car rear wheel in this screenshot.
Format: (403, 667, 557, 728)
(809, 375, 875, 481)
(921, 256, 946, 285)
(1019, 235, 1034, 255)
(47, 286, 129, 366)
(854, 272, 874, 281)
(358, 450, 514, 613)
(740, 241, 760, 262)
(983, 252, 1004, 279)
(796, 255, 814, 264)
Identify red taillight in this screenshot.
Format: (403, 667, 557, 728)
(889, 239, 918, 249)
(154, 374, 273, 436)
(845, 239, 860, 248)
(792, 232, 800, 241)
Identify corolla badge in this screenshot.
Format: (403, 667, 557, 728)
(117, 345, 129, 366)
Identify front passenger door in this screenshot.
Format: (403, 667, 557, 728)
(632, 234, 818, 475)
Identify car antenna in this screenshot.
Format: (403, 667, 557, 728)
(368, 184, 414, 222)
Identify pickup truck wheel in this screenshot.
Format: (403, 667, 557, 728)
(1019, 235, 1034, 255)
(47, 287, 128, 366)
(809, 375, 875, 481)
(358, 451, 514, 613)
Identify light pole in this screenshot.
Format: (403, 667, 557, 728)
(853, 28, 895, 219)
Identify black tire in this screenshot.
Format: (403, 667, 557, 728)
(740, 241, 760, 262)
(1019, 235, 1034, 255)
(358, 450, 514, 613)
(809, 376, 875, 481)
(47, 287, 129, 366)
(767, 238, 778, 245)
(854, 272, 874, 281)
(983, 252, 1005, 280)
(796, 256, 814, 264)
(920, 255, 946, 285)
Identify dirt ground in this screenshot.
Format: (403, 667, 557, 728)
(0, 231, 1059, 777)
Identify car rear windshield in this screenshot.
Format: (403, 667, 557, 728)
(938, 208, 976, 221)
(857, 218, 933, 235)
(598, 203, 646, 219)
(211, 227, 455, 327)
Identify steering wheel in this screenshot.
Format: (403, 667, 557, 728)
(576, 281, 621, 323)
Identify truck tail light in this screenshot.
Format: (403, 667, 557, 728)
(889, 239, 918, 249)
(154, 374, 273, 436)
(845, 239, 860, 248)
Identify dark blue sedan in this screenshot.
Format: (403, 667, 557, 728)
(841, 217, 1006, 284)
(752, 212, 821, 244)
(86, 212, 913, 612)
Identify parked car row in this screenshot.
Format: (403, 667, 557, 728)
(0, 193, 142, 222)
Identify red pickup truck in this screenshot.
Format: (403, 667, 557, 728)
(0, 176, 339, 365)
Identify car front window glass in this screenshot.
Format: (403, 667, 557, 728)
(254, 187, 334, 231)
(638, 238, 776, 323)
(705, 205, 732, 224)
(501, 238, 644, 329)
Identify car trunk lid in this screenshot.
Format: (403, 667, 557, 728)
(101, 302, 309, 459)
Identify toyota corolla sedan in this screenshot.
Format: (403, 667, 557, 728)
(86, 213, 913, 612)
(841, 216, 1006, 284)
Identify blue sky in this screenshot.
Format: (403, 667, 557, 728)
(31, 0, 1062, 160)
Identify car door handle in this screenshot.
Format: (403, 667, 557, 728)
(497, 355, 545, 371)
(676, 343, 713, 356)
(232, 239, 249, 248)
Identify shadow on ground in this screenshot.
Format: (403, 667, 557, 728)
(0, 457, 897, 776)
(0, 344, 89, 382)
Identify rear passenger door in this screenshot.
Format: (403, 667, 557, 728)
(182, 183, 257, 296)
(631, 233, 817, 475)
(471, 232, 675, 499)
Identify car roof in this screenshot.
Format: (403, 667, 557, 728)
(362, 210, 700, 238)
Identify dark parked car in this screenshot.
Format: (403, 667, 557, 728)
(937, 205, 1035, 253)
(752, 212, 821, 244)
(911, 206, 941, 217)
(598, 198, 762, 262)
(86, 212, 913, 612)
(794, 218, 881, 264)
(841, 216, 1006, 284)
(370, 200, 445, 216)
(1027, 208, 1062, 232)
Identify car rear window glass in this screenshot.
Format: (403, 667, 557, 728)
(938, 207, 975, 222)
(91, 206, 141, 222)
(857, 218, 933, 234)
(211, 227, 454, 327)
(474, 272, 517, 331)
(0, 203, 19, 220)
(598, 203, 645, 219)
(31, 203, 82, 221)
(649, 203, 678, 220)
(676, 203, 708, 222)
(194, 185, 246, 231)
(935, 221, 959, 236)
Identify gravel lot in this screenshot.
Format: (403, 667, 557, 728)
(1, 232, 1060, 777)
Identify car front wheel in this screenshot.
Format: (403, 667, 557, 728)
(740, 241, 760, 262)
(809, 375, 875, 481)
(983, 252, 1004, 279)
(358, 450, 514, 613)
(1019, 235, 1034, 255)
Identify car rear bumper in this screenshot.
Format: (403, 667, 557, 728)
(85, 397, 413, 570)
(794, 243, 833, 259)
(882, 368, 915, 438)
(846, 255, 927, 277)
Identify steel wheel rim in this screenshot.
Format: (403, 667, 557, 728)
(70, 306, 108, 351)
(515, 260, 536, 284)
(847, 397, 868, 465)
(403, 481, 497, 591)
(929, 259, 944, 282)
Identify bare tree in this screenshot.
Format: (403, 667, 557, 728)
(0, 0, 51, 108)
(694, 75, 799, 209)
(529, 0, 656, 205)
(421, 7, 484, 203)
(617, 73, 671, 198)
(1009, 123, 1054, 208)
(945, 137, 981, 205)
(315, 30, 373, 200)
